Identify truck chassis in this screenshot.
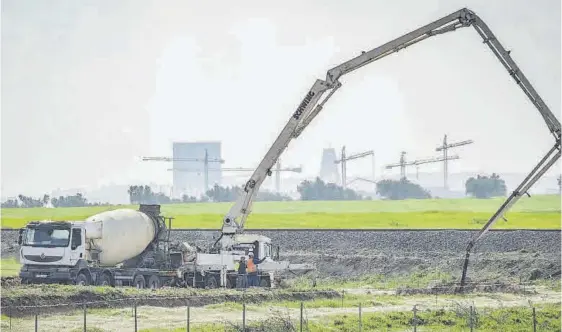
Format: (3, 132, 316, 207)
(20, 262, 182, 289)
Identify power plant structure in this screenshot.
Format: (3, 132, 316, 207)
(143, 141, 223, 197)
(319, 148, 340, 184)
(435, 135, 474, 190)
(385, 151, 460, 180)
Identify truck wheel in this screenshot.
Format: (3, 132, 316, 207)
(76, 273, 90, 286)
(184, 273, 194, 287)
(148, 275, 161, 289)
(205, 275, 218, 289)
(259, 277, 270, 288)
(133, 275, 146, 289)
(98, 273, 112, 287)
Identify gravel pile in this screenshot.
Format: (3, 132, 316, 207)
(3, 229, 559, 257)
(164, 229, 561, 255)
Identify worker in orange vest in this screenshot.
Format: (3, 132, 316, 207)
(246, 252, 257, 286)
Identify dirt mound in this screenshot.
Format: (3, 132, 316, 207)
(2, 285, 340, 317)
(395, 280, 534, 296)
(284, 250, 560, 284)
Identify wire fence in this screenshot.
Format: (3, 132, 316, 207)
(1, 286, 558, 332)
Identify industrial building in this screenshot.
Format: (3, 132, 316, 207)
(319, 148, 340, 185)
(172, 141, 222, 197)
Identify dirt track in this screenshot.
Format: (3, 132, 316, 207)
(3, 288, 560, 332)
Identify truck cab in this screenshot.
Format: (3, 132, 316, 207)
(232, 233, 279, 262)
(18, 221, 87, 283)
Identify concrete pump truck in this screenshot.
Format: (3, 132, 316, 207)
(17, 8, 559, 290)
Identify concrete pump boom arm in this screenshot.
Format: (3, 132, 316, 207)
(221, 8, 561, 240)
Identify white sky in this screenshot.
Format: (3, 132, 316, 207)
(1, 0, 561, 197)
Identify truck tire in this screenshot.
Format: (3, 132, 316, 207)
(184, 273, 194, 287)
(148, 275, 161, 289)
(205, 275, 218, 289)
(98, 273, 112, 286)
(226, 276, 234, 289)
(76, 273, 90, 286)
(259, 277, 270, 288)
(133, 274, 146, 289)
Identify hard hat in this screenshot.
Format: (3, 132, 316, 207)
(248, 252, 254, 256)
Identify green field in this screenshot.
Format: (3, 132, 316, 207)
(0, 258, 20, 277)
(1, 195, 560, 229)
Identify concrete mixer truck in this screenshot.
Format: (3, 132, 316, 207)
(17, 204, 313, 289)
(17, 204, 185, 288)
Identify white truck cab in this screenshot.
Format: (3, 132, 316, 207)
(18, 221, 87, 282)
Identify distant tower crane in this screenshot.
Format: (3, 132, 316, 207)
(334, 146, 374, 192)
(347, 177, 378, 196)
(141, 150, 225, 192)
(168, 159, 302, 193)
(385, 151, 460, 180)
(435, 135, 474, 190)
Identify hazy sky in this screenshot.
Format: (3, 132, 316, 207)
(2, 0, 560, 197)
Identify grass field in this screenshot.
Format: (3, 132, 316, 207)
(1, 195, 559, 229)
(0, 258, 20, 277)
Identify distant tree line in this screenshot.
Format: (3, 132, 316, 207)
(205, 184, 292, 202)
(465, 173, 507, 198)
(127, 184, 292, 204)
(1, 193, 108, 208)
(297, 177, 365, 201)
(1, 172, 529, 208)
(376, 178, 431, 200)
(127, 185, 184, 204)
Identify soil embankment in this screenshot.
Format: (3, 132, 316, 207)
(1, 286, 340, 317)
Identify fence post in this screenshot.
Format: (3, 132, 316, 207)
(532, 307, 537, 332)
(412, 305, 417, 332)
(83, 302, 87, 332)
(358, 303, 362, 332)
(134, 303, 138, 332)
(300, 301, 304, 332)
(468, 306, 473, 332)
(186, 305, 190, 332)
(8, 307, 11, 331)
(242, 303, 246, 331)
(34, 314, 38, 332)
(341, 290, 345, 308)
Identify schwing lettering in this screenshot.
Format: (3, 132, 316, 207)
(292, 91, 315, 120)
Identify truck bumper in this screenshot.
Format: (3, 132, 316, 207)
(19, 267, 74, 283)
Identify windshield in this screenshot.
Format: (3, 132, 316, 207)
(23, 227, 70, 247)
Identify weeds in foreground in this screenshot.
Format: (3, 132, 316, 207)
(134, 303, 561, 332)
